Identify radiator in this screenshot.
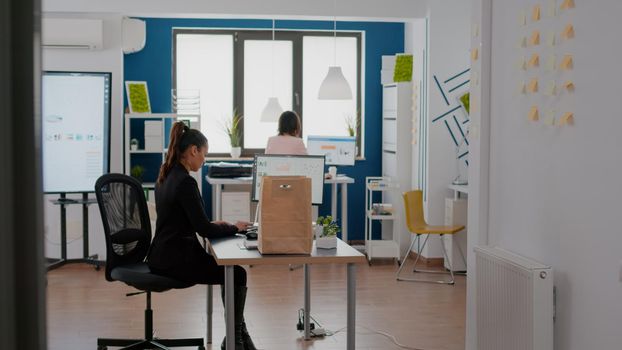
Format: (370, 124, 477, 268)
(475, 246, 554, 350)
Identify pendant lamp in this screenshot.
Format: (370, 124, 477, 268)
(260, 19, 284, 122)
(318, 0, 352, 100)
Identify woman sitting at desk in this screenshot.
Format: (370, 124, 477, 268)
(148, 121, 256, 350)
(265, 110, 307, 155)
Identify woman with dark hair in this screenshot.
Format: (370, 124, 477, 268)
(265, 110, 307, 155)
(148, 121, 256, 350)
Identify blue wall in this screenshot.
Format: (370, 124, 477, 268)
(124, 18, 404, 241)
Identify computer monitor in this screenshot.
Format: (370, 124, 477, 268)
(252, 154, 325, 205)
(306, 135, 356, 166)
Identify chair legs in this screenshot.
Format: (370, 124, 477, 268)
(97, 291, 204, 350)
(396, 234, 463, 285)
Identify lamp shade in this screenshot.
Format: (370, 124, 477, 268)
(260, 97, 283, 122)
(318, 66, 352, 100)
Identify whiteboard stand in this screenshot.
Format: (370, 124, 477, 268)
(45, 192, 103, 271)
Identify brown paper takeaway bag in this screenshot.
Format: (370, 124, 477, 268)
(258, 176, 313, 254)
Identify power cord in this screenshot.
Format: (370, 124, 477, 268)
(311, 323, 427, 350)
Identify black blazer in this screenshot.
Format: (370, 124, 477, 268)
(147, 163, 237, 272)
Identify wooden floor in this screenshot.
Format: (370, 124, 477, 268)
(47, 259, 465, 350)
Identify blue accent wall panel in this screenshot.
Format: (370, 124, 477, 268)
(124, 18, 404, 241)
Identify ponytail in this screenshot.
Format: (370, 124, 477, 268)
(157, 121, 208, 184)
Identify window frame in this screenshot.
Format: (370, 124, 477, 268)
(173, 28, 362, 158)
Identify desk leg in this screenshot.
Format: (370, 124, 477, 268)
(215, 184, 223, 221)
(341, 183, 348, 243)
(207, 285, 213, 344)
(225, 266, 234, 350)
(347, 263, 356, 350)
(82, 193, 89, 258)
(304, 264, 311, 340)
(331, 183, 338, 221)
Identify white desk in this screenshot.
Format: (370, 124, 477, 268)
(207, 237, 365, 350)
(206, 175, 355, 242)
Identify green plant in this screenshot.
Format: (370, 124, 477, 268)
(344, 112, 359, 137)
(316, 215, 340, 237)
(460, 92, 470, 114)
(222, 109, 243, 147)
(130, 165, 145, 181)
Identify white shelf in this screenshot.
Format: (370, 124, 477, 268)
(367, 211, 395, 220)
(365, 240, 399, 259)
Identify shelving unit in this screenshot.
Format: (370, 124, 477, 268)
(124, 113, 201, 191)
(365, 176, 400, 263)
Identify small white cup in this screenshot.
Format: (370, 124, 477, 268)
(328, 166, 337, 178)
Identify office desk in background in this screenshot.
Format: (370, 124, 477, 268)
(205, 175, 355, 242)
(207, 236, 365, 350)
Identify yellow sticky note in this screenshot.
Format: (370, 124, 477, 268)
(528, 106, 540, 121)
(547, 32, 556, 47)
(530, 30, 541, 46)
(562, 24, 575, 40)
(528, 78, 539, 93)
(560, 54, 573, 70)
(564, 80, 575, 92)
(532, 4, 541, 21)
(519, 10, 527, 26)
(545, 54, 557, 71)
(544, 109, 556, 125)
(560, 0, 575, 10)
(559, 112, 574, 126)
(528, 53, 540, 68)
(471, 47, 479, 61)
(517, 36, 527, 48)
(547, 0, 557, 17)
(546, 81, 557, 96)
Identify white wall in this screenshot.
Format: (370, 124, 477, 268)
(422, 0, 471, 258)
(42, 14, 123, 260)
(481, 1, 622, 349)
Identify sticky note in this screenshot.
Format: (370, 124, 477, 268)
(560, 0, 575, 10)
(518, 81, 526, 94)
(528, 53, 540, 68)
(528, 78, 539, 93)
(530, 30, 541, 46)
(559, 112, 574, 126)
(545, 81, 557, 96)
(545, 54, 557, 71)
(546, 32, 556, 47)
(528, 106, 540, 121)
(532, 4, 541, 21)
(547, 0, 557, 17)
(560, 54, 573, 70)
(472, 23, 480, 38)
(517, 36, 527, 48)
(517, 57, 527, 70)
(562, 24, 575, 40)
(519, 10, 527, 26)
(471, 47, 479, 61)
(564, 80, 575, 91)
(544, 109, 556, 125)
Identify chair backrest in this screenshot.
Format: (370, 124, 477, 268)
(402, 190, 428, 232)
(94, 173, 151, 281)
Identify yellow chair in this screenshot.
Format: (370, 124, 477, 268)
(396, 190, 466, 284)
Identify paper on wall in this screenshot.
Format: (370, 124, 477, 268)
(528, 53, 540, 68)
(559, 112, 574, 126)
(528, 106, 540, 121)
(562, 24, 575, 40)
(532, 4, 541, 21)
(560, 0, 575, 11)
(560, 55, 573, 70)
(530, 30, 541, 46)
(546, 32, 556, 47)
(528, 78, 539, 93)
(545, 54, 557, 71)
(564, 80, 575, 92)
(545, 81, 557, 96)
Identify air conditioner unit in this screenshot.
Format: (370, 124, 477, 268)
(42, 18, 103, 50)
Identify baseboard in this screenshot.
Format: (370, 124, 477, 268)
(409, 251, 444, 268)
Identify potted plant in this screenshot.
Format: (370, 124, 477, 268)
(130, 165, 145, 183)
(315, 215, 339, 249)
(344, 111, 360, 156)
(223, 109, 243, 158)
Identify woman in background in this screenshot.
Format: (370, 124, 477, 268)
(148, 121, 256, 350)
(265, 110, 307, 155)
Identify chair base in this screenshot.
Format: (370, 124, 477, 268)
(97, 337, 204, 350)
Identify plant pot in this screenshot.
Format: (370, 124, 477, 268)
(230, 146, 241, 158)
(316, 235, 337, 249)
(314, 225, 324, 239)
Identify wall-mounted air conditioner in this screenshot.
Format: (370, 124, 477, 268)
(42, 18, 103, 50)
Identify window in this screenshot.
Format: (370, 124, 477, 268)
(174, 29, 362, 157)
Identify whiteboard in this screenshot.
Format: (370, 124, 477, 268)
(252, 155, 325, 204)
(42, 72, 111, 193)
(307, 135, 356, 165)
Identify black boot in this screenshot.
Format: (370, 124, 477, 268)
(221, 286, 256, 350)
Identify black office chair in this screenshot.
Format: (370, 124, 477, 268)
(94, 173, 204, 350)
